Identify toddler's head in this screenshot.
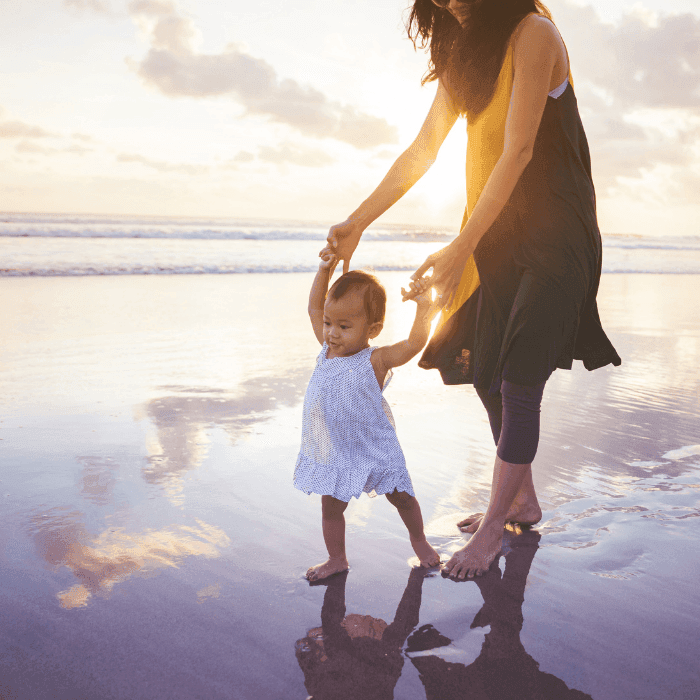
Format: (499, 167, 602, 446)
(323, 271, 386, 357)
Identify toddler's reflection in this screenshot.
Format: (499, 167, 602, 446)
(295, 567, 428, 700)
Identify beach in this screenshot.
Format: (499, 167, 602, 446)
(1, 271, 699, 700)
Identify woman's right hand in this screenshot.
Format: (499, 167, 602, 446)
(326, 218, 364, 274)
(403, 241, 471, 308)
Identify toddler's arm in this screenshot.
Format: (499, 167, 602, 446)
(372, 279, 438, 372)
(308, 251, 338, 344)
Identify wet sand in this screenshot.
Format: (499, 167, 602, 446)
(1, 272, 699, 700)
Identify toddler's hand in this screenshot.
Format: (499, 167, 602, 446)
(319, 250, 338, 272)
(402, 277, 437, 312)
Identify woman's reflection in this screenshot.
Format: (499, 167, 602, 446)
(409, 531, 593, 699)
(295, 567, 429, 700)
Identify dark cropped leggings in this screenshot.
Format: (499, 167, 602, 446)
(475, 380, 545, 465)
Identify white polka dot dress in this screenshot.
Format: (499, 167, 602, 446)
(294, 343, 415, 502)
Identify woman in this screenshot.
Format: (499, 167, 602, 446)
(324, 0, 621, 580)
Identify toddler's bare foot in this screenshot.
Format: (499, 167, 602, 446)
(305, 557, 349, 582)
(457, 502, 542, 534)
(443, 520, 505, 579)
(410, 535, 441, 568)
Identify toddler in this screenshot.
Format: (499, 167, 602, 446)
(294, 251, 440, 581)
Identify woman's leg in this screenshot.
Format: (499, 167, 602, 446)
(446, 456, 530, 579)
(458, 382, 543, 532)
(306, 495, 350, 581)
(476, 384, 503, 445)
(445, 380, 545, 579)
(385, 490, 440, 567)
(497, 380, 545, 465)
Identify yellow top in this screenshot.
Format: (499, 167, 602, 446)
(440, 45, 515, 323)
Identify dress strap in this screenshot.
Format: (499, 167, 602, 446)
(548, 76, 569, 99)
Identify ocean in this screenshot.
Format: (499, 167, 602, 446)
(1, 212, 699, 276)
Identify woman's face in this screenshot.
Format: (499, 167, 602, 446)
(430, 0, 483, 27)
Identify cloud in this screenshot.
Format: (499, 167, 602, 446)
(373, 148, 399, 161)
(257, 143, 335, 167)
(558, 5, 700, 111)
(126, 2, 398, 149)
(30, 509, 229, 609)
(0, 120, 55, 139)
(226, 143, 335, 169)
(128, 0, 174, 16)
(66, 143, 93, 154)
(15, 141, 93, 156)
(232, 151, 254, 163)
(15, 141, 58, 155)
(550, 1, 700, 201)
(64, 0, 110, 11)
(116, 152, 207, 174)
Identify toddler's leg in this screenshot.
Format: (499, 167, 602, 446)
(385, 490, 440, 568)
(306, 496, 350, 582)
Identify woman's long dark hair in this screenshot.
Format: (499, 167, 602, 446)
(407, 0, 552, 116)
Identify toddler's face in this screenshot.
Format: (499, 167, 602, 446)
(323, 290, 381, 358)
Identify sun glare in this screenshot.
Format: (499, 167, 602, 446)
(411, 125, 468, 220)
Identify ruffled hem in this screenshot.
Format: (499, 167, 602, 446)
(293, 457, 415, 502)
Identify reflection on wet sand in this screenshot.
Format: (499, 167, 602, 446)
(29, 509, 230, 609)
(411, 532, 592, 699)
(20, 372, 307, 610)
(78, 456, 119, 505)
(295, 568, 425, 699)
(143, 371, 308, 502)
(296, 532, 593, 700)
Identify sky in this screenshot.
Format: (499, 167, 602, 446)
(1, 0, 699, 235)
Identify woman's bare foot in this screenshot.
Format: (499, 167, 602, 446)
(457, 502, 542, 534)
(410, 535, 441, 568)
(306, 557, 349, 582)
(443, 520, 504, 579)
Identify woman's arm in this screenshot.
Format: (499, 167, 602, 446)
(453, 17, 561, 253)
(328, 80, 459, 273)
(409, 16, 564, 302)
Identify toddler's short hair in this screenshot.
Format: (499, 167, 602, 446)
(327, 270, 386, 325)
